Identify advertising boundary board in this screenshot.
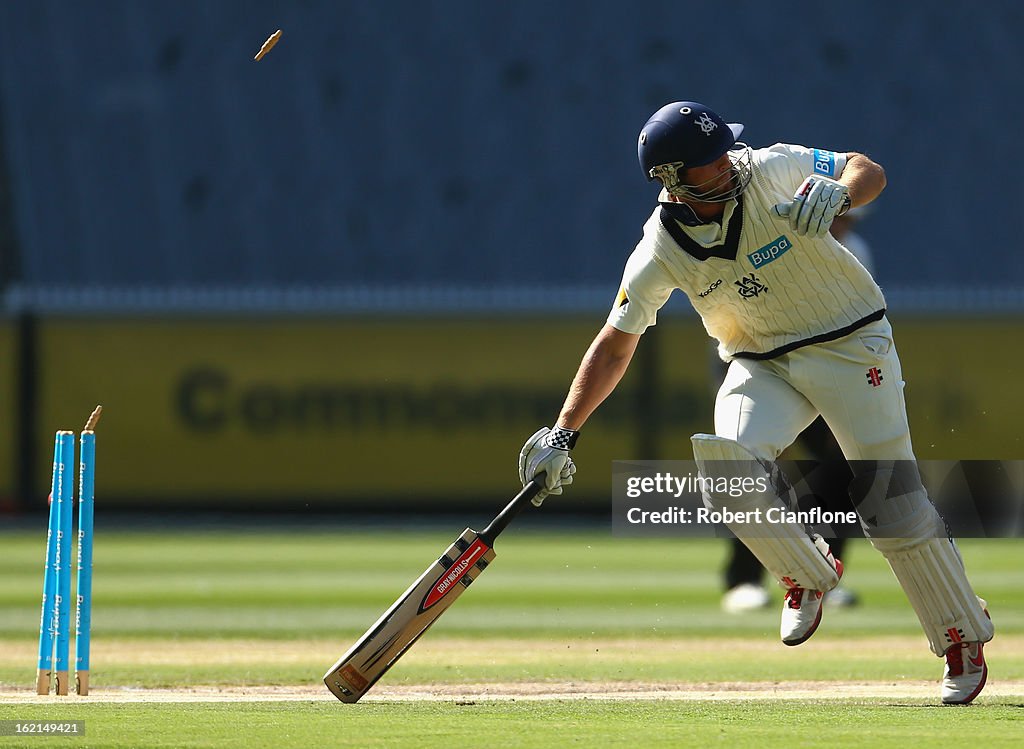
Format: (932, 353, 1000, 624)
(3, 315, 1022, 510)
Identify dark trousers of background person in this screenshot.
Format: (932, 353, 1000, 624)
(724, 416, 855, 590)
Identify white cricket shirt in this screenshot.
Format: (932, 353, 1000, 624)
(608, 144, 886, 360)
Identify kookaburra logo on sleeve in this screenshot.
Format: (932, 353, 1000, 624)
(735, 273, 768, 298)
(699, 279, 723, 298)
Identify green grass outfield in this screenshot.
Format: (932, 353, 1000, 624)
(1, 526, 1023, 747)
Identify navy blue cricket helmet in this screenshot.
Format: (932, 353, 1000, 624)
(638, 102, 744, 174)
(637, 101, 749, 201)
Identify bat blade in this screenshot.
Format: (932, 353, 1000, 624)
(324, 528, 496, 702)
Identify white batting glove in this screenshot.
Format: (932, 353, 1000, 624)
(773, 175, 851, 238)
(518, 426, 578, 507)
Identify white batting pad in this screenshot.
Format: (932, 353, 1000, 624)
(885, 539, 994, 655)
(850, 463, 994, 655)
(691, 434, 841, 592)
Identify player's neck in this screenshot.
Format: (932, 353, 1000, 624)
(667, 195, 726, 222)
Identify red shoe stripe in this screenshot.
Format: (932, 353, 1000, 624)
(968, 644, 985, 669)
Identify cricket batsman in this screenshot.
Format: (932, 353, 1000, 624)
(518, 101, 993, 704)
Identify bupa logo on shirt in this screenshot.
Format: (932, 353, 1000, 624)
(813, 148, 838, 177)
(747, 236, 792, 269)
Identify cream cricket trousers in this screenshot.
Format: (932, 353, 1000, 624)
(713, 316, 995, 656)
(714, 317, 915, 462)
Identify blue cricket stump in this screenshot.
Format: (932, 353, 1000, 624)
(75, 430, 97, 695)
(36, 432, 70, 694)
(54, 431, 76, 695)
(35, 405, 101, 697)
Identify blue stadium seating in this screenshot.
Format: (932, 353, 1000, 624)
(0, 1, 1021, 292)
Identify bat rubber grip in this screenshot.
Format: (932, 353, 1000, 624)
(480, 475, 545, 543)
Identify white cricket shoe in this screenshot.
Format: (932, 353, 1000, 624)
(722, 583, 771, 613)
(780, 557, 843, 646)
(942, 641, 987, 705)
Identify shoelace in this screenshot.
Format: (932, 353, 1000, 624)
(945, 644, 965, 678)
(785, 588, 804, 610)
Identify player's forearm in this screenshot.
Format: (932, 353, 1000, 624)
(556, 326, 639, 431)
(841, 153, 887, 209)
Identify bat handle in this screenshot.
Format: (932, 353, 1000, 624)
(479, 474, 546, 543)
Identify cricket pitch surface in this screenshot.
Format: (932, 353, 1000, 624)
(3, 680, 1024, 704)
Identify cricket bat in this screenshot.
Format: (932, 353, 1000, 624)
(323, 477, 545, 702)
